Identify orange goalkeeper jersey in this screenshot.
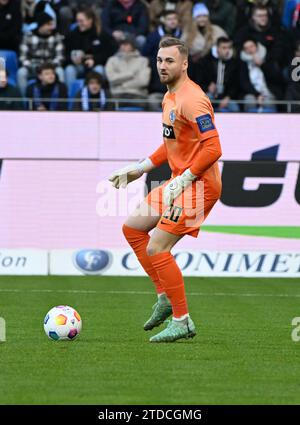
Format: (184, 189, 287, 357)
(150, 77, 222, 200)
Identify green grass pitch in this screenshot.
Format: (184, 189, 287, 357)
(0, 276, 300, 405)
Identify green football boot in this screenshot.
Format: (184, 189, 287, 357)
(143, 294, 172, 331)
(149, 316, 196, 343)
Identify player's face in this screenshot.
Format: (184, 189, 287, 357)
(157, 46, 187, 85)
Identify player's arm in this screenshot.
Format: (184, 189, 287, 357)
(109, 143, 168, 189)
(183, 95, 222, 177)
(149, 143, 168, 168)
(189, 134, 222, 176)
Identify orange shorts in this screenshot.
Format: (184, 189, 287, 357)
(145, 179, 218, 238)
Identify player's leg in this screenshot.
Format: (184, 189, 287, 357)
(146, 228, 196, 343)
(124, 200, 160, 232)
(122, 201, 173, 330)
(123, 200, 163, 293)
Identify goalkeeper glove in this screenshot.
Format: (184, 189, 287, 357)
(109, 158, 154, 189)
(163, 168, 197, 206)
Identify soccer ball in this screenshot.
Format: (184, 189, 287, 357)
(44, 305, 82, 341)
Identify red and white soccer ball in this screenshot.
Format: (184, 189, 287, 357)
(44, 306, 82, 341)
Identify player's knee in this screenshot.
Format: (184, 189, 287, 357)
(146, 242, 165, 256)
(146, 244, 157, 256)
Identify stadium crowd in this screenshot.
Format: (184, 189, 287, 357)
(0, 0, 299, 112)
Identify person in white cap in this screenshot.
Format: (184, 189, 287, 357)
(181, 2, 227, 63)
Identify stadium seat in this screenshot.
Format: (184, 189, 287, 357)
(0, 50, 18, 85)
(68, 79, 84, 110)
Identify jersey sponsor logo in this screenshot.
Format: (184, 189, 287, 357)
(169, 109, 176, 124)
(163, 123, 176, 139)
(196, 114, 215, 133)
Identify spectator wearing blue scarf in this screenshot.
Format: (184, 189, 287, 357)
(72, 71, 110, 111)
(26, 62, 68, 110)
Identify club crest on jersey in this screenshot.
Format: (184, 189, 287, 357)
(169, 110, 176, 124)
(196, 114, 215, 133)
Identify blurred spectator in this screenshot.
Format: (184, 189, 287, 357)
(67, 0, 105, 18)
(53, 1, 74, 36)
(282, 0, 300, 29)
(234, 5, 288, 65)
(198, 37, 240, 112)
(65, 7, 117, 91)
(26, 61, 67, 110)
(22, 0, 75, 36)
(0, 68, 23, 110)
(105, 36, 151, 108)
(143, 10, 181, 59)
(17, 11, 65, 96)
(181, 3, 227, 63)
(101, 0, 149, 49)
(146, 0, 193, 31)
(21, 0, 36, 28)
(239, 39, 284, 112)
(142, 10, 180, 109)
(22, 1, 58, 34)
(204, 0, 237, 37)
(72, 71, 111, 111)
(236, 0, 281, 30)
(0, 0, 22, 52)
(285, 40, 300, 112)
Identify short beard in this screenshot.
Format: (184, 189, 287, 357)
(159, 74, 179, 85)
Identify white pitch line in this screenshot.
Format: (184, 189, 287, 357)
(106, 290, 300, 298)
(0, 288, 97, 294)
(0, 288, 300, 298)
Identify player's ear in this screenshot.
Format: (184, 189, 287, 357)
(182, 57, 188, 71)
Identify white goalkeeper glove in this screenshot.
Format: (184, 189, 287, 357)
(108, 158, 154, 189)
(163, 168, 197, 206)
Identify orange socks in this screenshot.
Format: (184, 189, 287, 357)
(122, 225, 189, 318)
(122, 224, 165, 294)
(149, 252, 188, 319)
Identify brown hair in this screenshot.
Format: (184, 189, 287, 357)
(184, 18, 214, 56)
(85, 71, 104, 86)
(158, 37, 189, 57)
(38, 62, 56, 74)
(77, 7, 101, 36)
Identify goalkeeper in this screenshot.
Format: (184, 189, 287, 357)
(109, 37, 222, 343)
